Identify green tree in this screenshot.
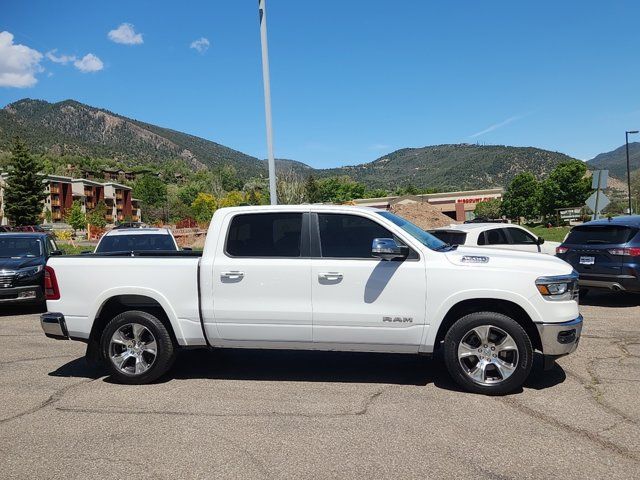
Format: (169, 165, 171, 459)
(133, 175, 168, 207)
(191, 193, 217, 223)
(317, 176, 366, 203)
(87, 200, 108, 228)
(474, 199, 502, 219)
(501, 172, 541, 222)
(539, 161, 591, 217)
(304, 175, 320, 203)
(4, 138, 47, 226)
(66, 201, 86, 233)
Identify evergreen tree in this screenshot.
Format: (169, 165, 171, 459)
(4, 138, 46, 226)
(304, 175, 320, 203)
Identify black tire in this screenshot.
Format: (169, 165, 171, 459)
(100, 310, 175, 384)
(443, 311, 533, 395)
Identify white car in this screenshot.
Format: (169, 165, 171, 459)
(429, 223, 560, 255)
(95, 227, 180, 254)
(40, 205, 581, 395)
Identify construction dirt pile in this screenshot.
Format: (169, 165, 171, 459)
(390, 202, 459, 230)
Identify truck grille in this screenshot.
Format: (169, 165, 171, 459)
(0, 273, 15, 288)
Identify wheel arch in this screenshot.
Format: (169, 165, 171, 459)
(88, 293, 183, 352)
(433, 298, 542, 352)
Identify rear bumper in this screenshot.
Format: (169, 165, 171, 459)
(535, 315, 583, 356)
(40, 312, 69, 340)
(0, 285, 44, 304)
(578, 274, 640, 292)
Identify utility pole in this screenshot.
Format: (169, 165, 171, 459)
(625, 130, 638, 214)
(259, 0, 277, 205)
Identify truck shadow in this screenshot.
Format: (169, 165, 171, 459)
(49, 349, 565, 395)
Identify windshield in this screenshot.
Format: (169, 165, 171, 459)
(96, 234, 177, 253)
(377, 211, 449, 251)
(0, 237, 43, 258)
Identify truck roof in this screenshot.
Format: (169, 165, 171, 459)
(216, 205, 385, 214)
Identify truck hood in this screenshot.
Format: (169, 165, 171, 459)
(444, 246, 573, 277)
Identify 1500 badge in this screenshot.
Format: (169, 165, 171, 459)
(383, 316, 413, 323)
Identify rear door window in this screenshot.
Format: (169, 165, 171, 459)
(97, 234, 178, 253)
(226, 213, 303, 257)
(479, 228, 509, 245)
(564, 226, 637, 245)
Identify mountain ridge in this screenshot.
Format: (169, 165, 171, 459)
(1, 98, 593, 190)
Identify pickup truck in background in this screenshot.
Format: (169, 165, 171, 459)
(40, 205, 582, 395)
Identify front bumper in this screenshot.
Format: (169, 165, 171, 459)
(40, 312, 69, 340)
(0, 285, 44, 304)
(535, 315, 583, 356)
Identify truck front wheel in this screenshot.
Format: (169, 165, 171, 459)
(443, 312, 533, 395)
(100, 310, 175, 384)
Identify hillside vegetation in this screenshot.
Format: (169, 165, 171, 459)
(1, 98, 592, 191)
(588, 142, 640, 178)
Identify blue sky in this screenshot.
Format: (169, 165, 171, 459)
(1, 0, 639, 168)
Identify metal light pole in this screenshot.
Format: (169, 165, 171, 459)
(625, 130, 638, 214)
(259, 0, 277, 205)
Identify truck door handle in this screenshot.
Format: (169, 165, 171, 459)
(318, 272, 343, 281)
(221, 271, 244, 280)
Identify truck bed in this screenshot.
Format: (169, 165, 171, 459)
(46, 254, 205, 346)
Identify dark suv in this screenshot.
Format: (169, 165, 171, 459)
(0, 232, 61, 306)
(556, 216, 640, 294)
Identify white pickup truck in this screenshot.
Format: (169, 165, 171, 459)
(41, 205, 582, 394)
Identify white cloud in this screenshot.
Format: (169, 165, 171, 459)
(46, 49, 76, 65)
(469, 113, 528, 138)
(0, 31, 43, 88)
(108, 23, 143, 45)
(74, 53, 104, 73)
(190, 37, 210, 53)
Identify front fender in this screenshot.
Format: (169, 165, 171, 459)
(421, 288, 543, 349)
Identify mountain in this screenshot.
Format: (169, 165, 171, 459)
(1, 98, 585, 191)
(319, 144, 580, 190)
(0, 98, 266, 175)
(588, 142, 640, 179)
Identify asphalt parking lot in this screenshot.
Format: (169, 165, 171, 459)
(1, 292, 639, 479)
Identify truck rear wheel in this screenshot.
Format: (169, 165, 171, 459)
(100, 310, 175, 384)
(443, 311, 533, 395)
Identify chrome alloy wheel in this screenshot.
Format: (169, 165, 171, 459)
(457, 325, 519, 385)
(109, 323, 157, 376)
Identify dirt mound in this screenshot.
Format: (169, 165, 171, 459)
(390, 202, 458, 230)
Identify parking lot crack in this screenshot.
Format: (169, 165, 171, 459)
(0, 377, 97, 425)
(498, 396, 639, 463)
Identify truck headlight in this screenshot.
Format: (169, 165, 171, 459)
(535, 272, 578, 301)
(16, 265, 44, 279)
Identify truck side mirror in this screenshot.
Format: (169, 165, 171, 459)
(537, 236, 545, 245)
(372, 238, 409, 260)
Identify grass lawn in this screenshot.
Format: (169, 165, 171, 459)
(526, 225, 572, 243)
(57, 242, 94, 255)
